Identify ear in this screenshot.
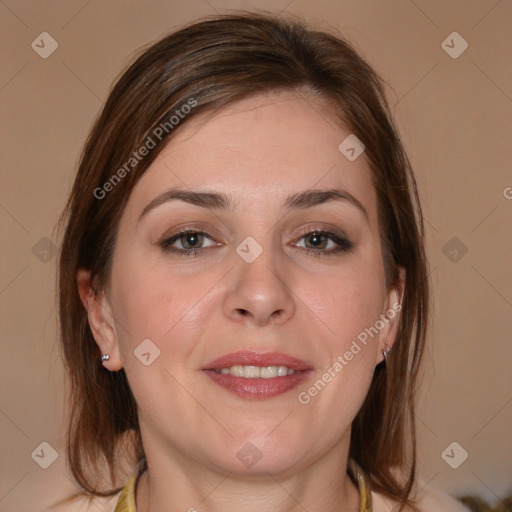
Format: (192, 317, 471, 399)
(375, 266, 405, 365)
(77, 269, 123, 371)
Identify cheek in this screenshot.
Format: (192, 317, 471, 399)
(109, 252, 220, 363)
(107, 259, 216, 416)
(294, 267, 384, 432)
(297, 260, 386, 350)
(292, 253, 386, 412)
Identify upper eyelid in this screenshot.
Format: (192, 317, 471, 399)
(161, 226, 221, 243)
(163, 229, 217, 244)
(163, 227, 346, 239)
(293, 224, 348, 236)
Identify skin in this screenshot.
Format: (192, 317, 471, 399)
(78, 90, 404, 512)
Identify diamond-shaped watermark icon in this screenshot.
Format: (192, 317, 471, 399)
(31, 441, 58, 469)
(134, 338, 160, 366)
(441, 32, 468, 59)
(441, 441, 468, 469)
(236, 236, 263, 264)
(32, 237, 58, 263)
(338, 134, 365, 161)
(31, 32, 59, 59)
(236, 442, 263, 468)
(442, 236, 468, 263)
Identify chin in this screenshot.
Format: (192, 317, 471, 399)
(206, 432, 307, 477)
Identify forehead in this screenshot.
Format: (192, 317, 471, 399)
(127, 91, 377, 223)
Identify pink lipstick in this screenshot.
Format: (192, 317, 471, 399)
(202, 351, 313, 399)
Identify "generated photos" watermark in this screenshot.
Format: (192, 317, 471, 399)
(298, 302, 401, 404)
(94, 97, 197, 200)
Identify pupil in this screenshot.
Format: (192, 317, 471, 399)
(307, 232, 326, 249)
(184, 233, 202, 249)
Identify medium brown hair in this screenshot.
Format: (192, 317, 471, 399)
(58, 11, 429, 510)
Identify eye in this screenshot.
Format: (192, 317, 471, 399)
(293, 230, 353, 255)
(301, 232, 334, 250)
(161, 229, 219, 255)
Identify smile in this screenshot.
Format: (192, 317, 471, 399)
(202, 351, 313, 399)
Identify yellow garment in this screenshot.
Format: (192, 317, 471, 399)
(114, 458, 372, 512)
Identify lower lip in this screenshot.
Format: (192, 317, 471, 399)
(203, 370, 312, 399)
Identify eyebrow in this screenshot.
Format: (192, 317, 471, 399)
(138, 188, 368, 222)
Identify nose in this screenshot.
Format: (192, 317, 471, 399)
(223, 247, 296, 327)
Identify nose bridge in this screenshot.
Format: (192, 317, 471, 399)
(223, 235, 295, 326)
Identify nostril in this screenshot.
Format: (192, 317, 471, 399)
(236, 309, 249, 316)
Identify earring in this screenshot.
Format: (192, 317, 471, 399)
(382, 344, 391, 361)
(101, 354, 110, 362)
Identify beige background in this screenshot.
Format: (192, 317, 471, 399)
(1, 0, 511, 510)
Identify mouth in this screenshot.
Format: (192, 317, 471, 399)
(202, 351, 313, 399)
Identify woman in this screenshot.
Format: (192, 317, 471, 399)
(58, 12, 467, 512)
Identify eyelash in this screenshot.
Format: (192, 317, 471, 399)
(160, 228, 354, 258)
(293, 227, 354, 257)
(160, 229, 216, 257)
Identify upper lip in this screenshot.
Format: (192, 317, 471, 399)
(202, 351, 313, 371)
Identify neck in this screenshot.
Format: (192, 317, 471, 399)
(135, 440, 360, 512)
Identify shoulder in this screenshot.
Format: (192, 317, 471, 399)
(413, 486, 471, 512)
(371, 486, 470, 512)
(45, 492, 121, 512)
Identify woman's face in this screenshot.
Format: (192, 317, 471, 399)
(88, 91, 402, 476)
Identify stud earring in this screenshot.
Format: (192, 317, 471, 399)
(101, 354, 110, 362)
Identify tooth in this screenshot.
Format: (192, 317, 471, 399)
(230, 365, 244, 377)
(260, 366, 278, 378)
(243, 365, 260, 378)
(277, 365, 288, 377)
(218, 365, 296, 378)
